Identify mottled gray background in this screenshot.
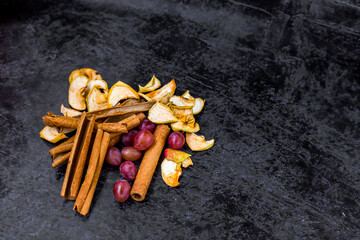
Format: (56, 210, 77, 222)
(0, 0, 359, 239)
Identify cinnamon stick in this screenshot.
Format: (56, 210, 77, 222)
(79, 132, 110, 216)
(74, 129, 103, 212)
(49, 143, 73, 158)
(52, 151, 71, 168)
(43, 114, 78, 129)
(130, 125, 170, 201)
(95, 122, 128, 133)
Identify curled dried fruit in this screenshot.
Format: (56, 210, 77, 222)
(164, 149, 191, 163)
(169, 96, 195, 108)
(148, 102, 178, 124)
(86, 87, 109, 112)
(108, 81, 140, 107)
(181, 157, 193, 168)
(161, 158, 182, 187)
(68, 76, 88, 110)
(193, 98, 205, 115)
(40, 126, 68, 143)
(138, 75, 161, 93)
(186, 133, 214, 151)
(60, 104, 82, 117)
(146, 79, 176, 102)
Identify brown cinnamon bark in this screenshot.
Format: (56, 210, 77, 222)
(52, 151, 71, 168)
(130, 125, 170, 201)
(49, 143, 73, 158)
(79, 132, 110, 216)
(43, 114, 78, 129)
(95, 122, 128, 133)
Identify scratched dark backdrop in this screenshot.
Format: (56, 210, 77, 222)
(1, 0, 360, 239)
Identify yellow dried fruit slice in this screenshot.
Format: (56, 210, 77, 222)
(87, 87, 109, 112)
(160, 92, 173, 105)
(40, 126, 68, 143)
(193, 98, 205, 115)
(146, 79, 176, 102)
(171, 121, 200, 133)
(138, 93, 153, 102)
(69, 68, 102, 84)
(172, 107, 193, 122)
(85, 79, 108, 95)
(181, 90, 194, 100)
(148, 102, 178, 124)
(60, 104, 82, 117)
(138, 75, 161, 93)
(186, 133, 214, 151)
(169, 96, 195, 108)
(182, 157, 193, 168)
(107, 81, 140, 107)
(68, 76, 88, 110)
(161, 158, 182, 187)
(164, 149, 191, 163)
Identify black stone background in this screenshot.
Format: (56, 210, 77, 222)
(0, 0, 359, 239)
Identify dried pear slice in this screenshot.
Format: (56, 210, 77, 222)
(85, 79, 108, 95)
(60, 104, 82, 117)
(181, 90, 194, 100)
(87, 87, 109, 112)
(69, 68, 102, 84)
(68, 76, 88, 110)
(169, 96, 195, 108)
(182, 157, 193, 168)
(148, 102, 178, 124)
(108, 81, 140, 107)
(161, 158, 182, 187)
(172, 107, 193, 122)
(139, 93, 153, 102)
(40, 126, 68, 143)
(186, 133, 214, 151)
(160, 92, 173, 105)
(192, 98, 205, 115)
(146, 79, 176, 102)
(138, 75, 161, 93)
(171, 121, 200, 133)
(164, 149, 191, 163)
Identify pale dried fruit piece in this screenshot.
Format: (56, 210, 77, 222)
(69, 68, 102, 84)
(181, 90, 194, 100)
(40, 126, 68, 143)
(68, 76, 88, 110)
(171, 121, 200, 133)
(161, 158, 182, 187)
(60, 104, 82, 117)
(138, 75, 161, 93)
(148, 102, 178, 124)
(85, 79, 108, 95)
(146, 79, 176, 102)
(169, 96, 195, 108)
(108, 81, 140, 107)
(160, 92, 173, 105)
(186, 133, 214, 151)
(87, 87, 109, 112)
(192, 98, 205, 115)
(172, 107, 193, 122)
(164, 149, 191, 163)
(138, 93, 153, 102)
(182, 157, 193, 168)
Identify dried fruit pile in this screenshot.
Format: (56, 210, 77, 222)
(40, 68, 214, 215)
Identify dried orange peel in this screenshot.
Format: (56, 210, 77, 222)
(138, 75, 161, 93)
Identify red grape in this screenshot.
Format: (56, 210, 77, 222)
(168, 132, 185, 149)
(105, 147, 122, 166)
(113, 180, 131, 202)
(120, 161, 137, 180)
(121, 146, 141, 161)
(138, 119, 156, 133)
(122, 130, 139, 146)
(133, 130, 154, 150)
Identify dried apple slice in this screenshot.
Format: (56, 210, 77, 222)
(138, 93, 153, 102)
(186, 133, 214, 151)
(87, 87, 109, 112)
(160, 92, 173, 105)
(148, 102, 178, 124)
(172, 107, 193, 122)
(182, 157, 193, 168)
(138, 75, 161, 93)
(169, 96, 195, 108)
(60, 104, 82, 117)
(69, 68, 102, 84)
(171, 121, 200, 133)
(108, 81, 140, 107)
(146, 79, 176, 102)
(193, 98, 205, 115)
(40, 126, 68, 143)
(164, 149, 191, 163)
(181, 90, 194, 100)
(68, 76, 88, 110)
(161, 158, 182, 187)
(85, 79, 108, 95)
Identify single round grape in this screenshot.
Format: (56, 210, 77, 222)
(121, 146, 142, 161)
(105, 147, 122, 166)
(133, 130, 154, 151)
(113, 180, 131, 202)
(120, 161, 138, 180)
(138, 119, 156, 133)
(168, 132, 185, 149)
(122, 130, 139, 146)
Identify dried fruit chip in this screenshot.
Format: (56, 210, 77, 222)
(138, 75, 161, 93)
(169, 96, 195, 108)
(85, 79, 108, 95)
(68, 76, 88, 110)
(182, 157, 193, 168)
(181, 90, 194, 100)
(160, 92, 173, 105)
(40, 126, 68, 143)
(108, 81, 140, 107)
(171, 121, 200, 133)
(69, 68, 102, 84)
(60, 104, 82, 117)
(164, 149, 191, 163)
(146, 79, 176, 102)
(192, 98, 205, 115)
(148, 102, 178, 124)
(161, 158, 182, 187)
(138, 93, 153, 102)
(172, 107, 193, 122)
(60, 128, 75, 134)
(186, 133, 214, 151)
(87, 87, 109, 112)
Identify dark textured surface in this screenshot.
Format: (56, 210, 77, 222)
(1, 0, 360, 239)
